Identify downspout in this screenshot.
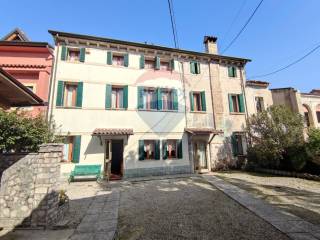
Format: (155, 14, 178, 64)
(180, 61, 188, 128)
(208, 59, 217, 129)
(239, 64, 249, 121)
(45, 45, 55, 122)
(48, 36, 60, 128)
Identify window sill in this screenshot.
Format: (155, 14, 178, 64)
(165, 158, 181, 160)
(107, 108, 127, 111)
(190, 111, 206, 114)
(138, 109, 178, 112)
(56, 106, 82, 109)
(230, 112, 245, 115)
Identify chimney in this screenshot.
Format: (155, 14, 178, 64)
(204, 36, 218, 54)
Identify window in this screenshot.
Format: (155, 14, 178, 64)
(25, 85, 35, 92)
(228, 66, 237, 77)
(112, 55, 124, 66)
(229, 94, 245, 113)
(317, 112, 320, 123)
(145, 59, 155, 69)
(67, 49, 80, 62)
(162, 90, 174, 110)
(255, 97, 264, 113)
(160, 61, 170, 71)
(111, 87, 124, 108)
(193, 93, 202, 111)
(142, 88, 157, 110)
(144, 140, 155, 160)
(190, 61, 200, 74)
(63, 136, 74, 162)
(304, 112, 310, 127)
(231, 134, 245, 156)
(64, 83, 78, 107)
(190, 91, 206, 112)
(166, 140, 177, 159)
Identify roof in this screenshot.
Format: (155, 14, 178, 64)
(92, 128, 134, 136)
(48, 30, 251, 64)
(0, 68, 45, 108)
(1, 28, 30, 41)
(246, 80, 269, 87)
(184, 128, 223, 135)
(0, 41, 53, 49)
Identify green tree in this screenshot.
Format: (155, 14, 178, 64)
(0, 110, 59, 153)
(306, 128, 320, 166)
(246, 105, 305, 170)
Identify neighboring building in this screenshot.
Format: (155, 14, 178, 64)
(48, 30, 250, 179)
(0, 28, 53, 116)
(0, 67, 44, 109)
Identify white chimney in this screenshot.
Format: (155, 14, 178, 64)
(204, 36, 218, 54)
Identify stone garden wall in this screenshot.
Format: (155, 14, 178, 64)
(0, 143, 63, 231)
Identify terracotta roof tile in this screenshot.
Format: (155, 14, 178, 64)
(92, 128, 133, 136)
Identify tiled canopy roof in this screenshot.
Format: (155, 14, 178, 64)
(246, 80, 269, 87)
(92, 128, 133, 136)
(0, 63, 46, 69)
(184, 128, 223, 135)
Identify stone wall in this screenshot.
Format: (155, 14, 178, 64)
(0, 143, 63, 231)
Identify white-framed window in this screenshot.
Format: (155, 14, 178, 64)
(144, 140, 155, 160)
(67, 49, 80, 62)
(255, 97, 264, 113)
(142, 88, 157, 110)
(111, 87, 124, 108)
(166, 140, 177, 159)
(162, 89, 174, 110)
(64, 83, 78, 107)
(145, 59, 155, 69)
(160, 61, 170, 71)
(112, 54, 124, 66)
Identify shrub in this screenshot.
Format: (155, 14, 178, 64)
(306, 128, 320, 166)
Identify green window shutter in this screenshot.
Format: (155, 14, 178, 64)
(177, 139, 183, 159)
(172, 89, 178, 110)
(140, 54, 145, 69)
(155, 140, 160, 160)
(155, 56, 160, 70)
(231, 134, 238, 157)
(190, 62, 195, 74)
(61, 45, 67, 61)
(107, 51, 113, 65)
(72, 136, 81, 163)
(228, 66, 236, 77)
(138, 140, 144, 160)
(228, 94, 234, 112)
(162, 140, 167, 160)
(170, 59, 175, 70)
(189, 92, 194, 111)
(123, 85, 128, 109)
(105, 84, 112, 109)
(200, 91, 206, 112)
(238, 94, 245, 113)
(137, 86, 144, 109)
(76, 82, 83, 107)
(196, 62, 201, 74)
(124, 53, 129, 67)
(56, 81, 65, 106)
(233, 67, 237, 77)
(157, 88, 162, 110)
(79, 48, 85, 62)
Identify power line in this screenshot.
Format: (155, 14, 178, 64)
(249, 42, 320, 79)
(168, 0, 179, 48)
(221, 0, 264, 54)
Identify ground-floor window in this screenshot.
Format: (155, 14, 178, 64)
(63, 136, 81, 163)
(231, 133, 246, 156)
(144, 140, 155, 160)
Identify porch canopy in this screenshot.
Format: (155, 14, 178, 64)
(92, 128, 134, 136)
(184, 127, 223, 135)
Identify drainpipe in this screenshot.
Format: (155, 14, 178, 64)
(45, 45, 55, 122)
(208, 59, 217, 129)
(239, 65, 249, 122)
(180, 61, 188, 128)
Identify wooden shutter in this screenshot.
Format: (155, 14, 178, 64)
(105, 84, 112, 109)
(138, 140, 144, 160)
(107, 51, 113, 65)
(228, 94, 234, 112)
(170, 59, 175, 70)
(233, 67, 237, 77)
(79, 48, 85, 62)
(157, 88, 162, 110)
(177, 139, 183, 159)
(200, 91, 206, 111)
(56, 81, 65, 106)
(189, 92, 194, 111)
(124, 53, 129, 67)
(231, 134, 238, 157)
(155, 140, 160, 160)
(155, 56, 160, 70)
(137, 87, 144, 109)
(61, 45, 67, 61)
(162, 140, 167, 160)
(72, 136, 81, 163)
(123, 85, 128, 109)
(76, 82, 83, 107)
(238, 94, 245, 113)
(172, 89, 178, 110)
(228, 66, 233, 77)
(196, 62, 201, 74)
(140, 54, 145, 69)
(190, 62, 195, 74)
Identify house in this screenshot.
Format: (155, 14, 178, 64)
(47, 30, 251, 179)
(0, 28, 53, 116)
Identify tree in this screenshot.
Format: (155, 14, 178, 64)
(306, 128, 320, 166)
(0, 109, 59, 153)
(246, 105, 305, 170)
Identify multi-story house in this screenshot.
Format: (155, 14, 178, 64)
(0, 28, 53, 116)
(48, 30, 251, 179)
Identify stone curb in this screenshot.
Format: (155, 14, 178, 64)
(202, 175, 320, 240)
(254, 168, 320, 182)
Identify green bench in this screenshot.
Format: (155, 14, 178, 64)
(69, 164, 102, 183)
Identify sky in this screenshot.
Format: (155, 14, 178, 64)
(1, 0, 319, 92)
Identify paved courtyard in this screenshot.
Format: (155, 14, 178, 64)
(117, 176, 289, 240)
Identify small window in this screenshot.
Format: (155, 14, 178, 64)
(63, 136, 74, 162)
(112, 55, 124, 66)
(160, 61, 170, 71)
(228, 66, 237, 78)
(229, 94, 244, 113)
(193, 92, 202, 111)
(232, 134, 245, 156)
(144, 140, 155, 160)
(67, 49, 80, 62)
(142, 88, 157, 110)
(64, 83, 78, 107)
(162, 89, 174, 110)
(111, 87, 124, 108)
(145, 59, 155, 69)
(255, 97, 264, 113)
(166, 140, 177, 159)
(190, 61, 200, 74)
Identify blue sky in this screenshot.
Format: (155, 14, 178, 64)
(1, 0, 319, 92)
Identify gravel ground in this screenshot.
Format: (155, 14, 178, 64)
(215, 171, 320, 226)
(117, 176, 289, 240)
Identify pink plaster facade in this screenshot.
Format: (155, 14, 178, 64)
(0, 44, 53, 116)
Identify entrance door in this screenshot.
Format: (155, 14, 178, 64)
(193, 141, 208, 172)
(111, 140, 123, 178)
